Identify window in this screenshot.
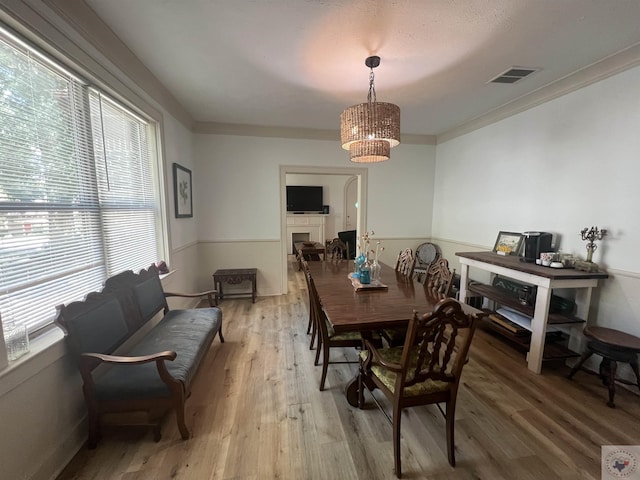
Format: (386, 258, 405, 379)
(0, 27, 165, 336)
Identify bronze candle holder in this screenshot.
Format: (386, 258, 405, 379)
(574, 226, 607, 272)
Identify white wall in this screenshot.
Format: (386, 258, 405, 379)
(433, 64, 640, 379)
(434, 65, 640, 271)
(194, 134, 436, 294)
(286, 173, 352, 238)
(0, 5, 201, 480)
(165, 116, 198, 252)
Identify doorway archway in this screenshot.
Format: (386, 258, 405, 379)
(279, 165, 368, 294)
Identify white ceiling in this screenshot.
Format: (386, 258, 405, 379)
(86, 0, 640, 138)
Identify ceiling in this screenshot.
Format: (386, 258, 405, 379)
(85, 0, 640, 139)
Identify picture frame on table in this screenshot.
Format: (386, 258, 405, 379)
(173, 163, 193, 218)
(493, 231, 524, 256)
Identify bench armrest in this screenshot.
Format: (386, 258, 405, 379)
(81, 350, 177, 365)
(164, 290, 218, 307)
(79, 350, 182, 396)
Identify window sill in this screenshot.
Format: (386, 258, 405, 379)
(0, 271, 175, 398)
(159, 269, 175, 280)
(0, 327, 66, 397)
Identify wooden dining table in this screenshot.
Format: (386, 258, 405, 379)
(306, 260, 482, 405)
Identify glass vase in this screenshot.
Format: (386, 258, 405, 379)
(354, 251, 366, 278)
(370, 259, 381, 283)
(360, 259, 371, 284)
(3, 320, 29, 361)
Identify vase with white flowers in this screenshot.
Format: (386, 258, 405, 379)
(354, 230, 374, 279)
(354, 246, 366, 278)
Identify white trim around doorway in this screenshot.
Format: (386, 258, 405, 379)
(279, 165, 368, 294)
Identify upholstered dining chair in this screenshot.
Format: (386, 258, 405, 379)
(299, 259, 319, 350)
(306, 271, 381, 391)
(424, 258, 455, 296)
(326, 237, 349, 260)
(395, 248, 416, 278)
(383, 257, 455, 347)
(358, 298, 478, 478)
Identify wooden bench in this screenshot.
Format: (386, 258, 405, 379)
(55, 264, 224, 447)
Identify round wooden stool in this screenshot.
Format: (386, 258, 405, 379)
(568, 326, 640, 407)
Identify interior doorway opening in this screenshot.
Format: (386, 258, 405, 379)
(279, 165, 368, 294)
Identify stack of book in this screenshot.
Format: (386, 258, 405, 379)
(488, 312, 529, 336)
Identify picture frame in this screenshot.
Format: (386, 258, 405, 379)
(173, 163, 193, 218)
(493, 231, 524, 256)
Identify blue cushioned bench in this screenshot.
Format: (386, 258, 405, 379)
(55, 264, 224, 448)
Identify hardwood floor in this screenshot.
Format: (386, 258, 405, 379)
(58, 258, 640, 480)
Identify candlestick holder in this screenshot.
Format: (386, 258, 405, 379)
(574, 226, 607, 272)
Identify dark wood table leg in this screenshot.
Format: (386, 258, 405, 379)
(602, 358, 618, 408)
(345, 378, 359, 407)
(568, 350, 593, 379)
(252, 274, 257, 303)
(344, 332, 379, 408)
(345, 374, 376, 408)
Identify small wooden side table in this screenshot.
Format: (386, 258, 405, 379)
(568, 326, 640, 407)
(213, 268, 257, 303)
(294, 242, 326, 270)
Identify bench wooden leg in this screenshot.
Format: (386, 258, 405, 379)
(152, 424, 162, 442)
(173, 391, 190, 440)
(84, 389, 101, 449)
(87, 410, 100, 449)
(631, 360, 640, 392)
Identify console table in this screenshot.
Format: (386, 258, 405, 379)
(294, 242, 326, 269)
(456, 251, 608, 374)
(212, 268, 257, 303)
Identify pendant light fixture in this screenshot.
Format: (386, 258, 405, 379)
(340, 56, 400, 163)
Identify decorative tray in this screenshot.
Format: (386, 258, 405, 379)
(348, 273, 388, 291)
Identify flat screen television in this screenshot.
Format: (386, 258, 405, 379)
(286, 186, 323, 212)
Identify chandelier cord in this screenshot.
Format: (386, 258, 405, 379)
(367, 68, 376, 104)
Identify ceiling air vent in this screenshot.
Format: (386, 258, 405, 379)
(489, 67, 539, 84)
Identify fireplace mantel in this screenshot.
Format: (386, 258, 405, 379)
(286, 214, 326, 254)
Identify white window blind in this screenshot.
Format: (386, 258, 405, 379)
(0, 28, 162, 335)
(89, 92, 159, 277)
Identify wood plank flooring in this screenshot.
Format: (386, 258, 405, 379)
(58, 258, 640, 480)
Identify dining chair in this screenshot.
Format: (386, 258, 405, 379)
(326, 237, 349, 260)
(383, 257, 456, 347)
(358, 298, 478, 478)
(307, 272, 381, 391)
(423, 258, 455, 296)
(413, 242, 441, 283)
(395, 248, 416, 278)
(299, 259, 319, 350)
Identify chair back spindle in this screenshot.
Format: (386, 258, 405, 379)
(395, 248, 416, 278)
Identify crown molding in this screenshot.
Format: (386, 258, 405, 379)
(437, 41, 640, 144)
(193, 121, 436, 145)
(403, 133, 437, 145)
(10, 1, 637, 147)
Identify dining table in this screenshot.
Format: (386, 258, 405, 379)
(306, 259, 483, 405)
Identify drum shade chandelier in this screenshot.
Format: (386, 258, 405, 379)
(340, 56, 400, 163)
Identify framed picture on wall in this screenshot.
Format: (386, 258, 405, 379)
(493, 231, 523, 256)
(173, 163, 193, 218)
